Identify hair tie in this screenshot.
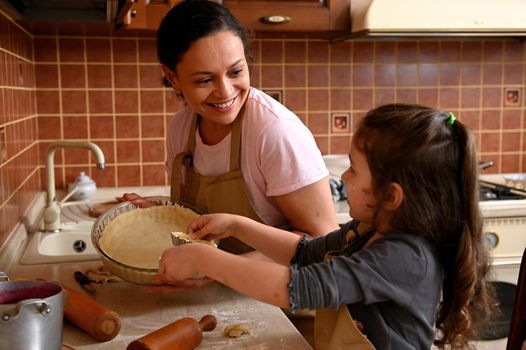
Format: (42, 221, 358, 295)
(448, 112, 456, 125)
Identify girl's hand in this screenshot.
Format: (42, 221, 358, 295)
(187, 213, 236, 241)
(157, 245, 203, 282)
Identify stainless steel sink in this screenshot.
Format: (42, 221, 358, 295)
(20, 202, 101, 264)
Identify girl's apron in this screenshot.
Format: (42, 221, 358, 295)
(314, 222, 377, 350)
(170, 107, 263, 254)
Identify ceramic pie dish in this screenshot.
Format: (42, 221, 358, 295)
(91, 199, 201, 285)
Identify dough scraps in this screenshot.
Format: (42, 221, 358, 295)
(171, 231, 218, 247)
(224, 324, 252, 338)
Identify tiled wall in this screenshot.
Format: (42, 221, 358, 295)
(35, 33, 526, 187)
(1, 8, 526, 244)
(0, 13, 39, 246)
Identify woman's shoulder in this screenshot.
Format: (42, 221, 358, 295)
(245, 87, 299, 122)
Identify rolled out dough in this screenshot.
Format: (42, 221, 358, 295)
(99, 205, 199, 269)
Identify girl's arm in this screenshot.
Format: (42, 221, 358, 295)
(159, 244, 291, 308)
(189, 214, 302, 265)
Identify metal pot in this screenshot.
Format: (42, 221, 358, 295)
(0, 272, 63, 350)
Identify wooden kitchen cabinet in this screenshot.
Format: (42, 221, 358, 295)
(117, 0, 181, 31)
(225, 0, 350, 33)
(118, 0, 350, 34)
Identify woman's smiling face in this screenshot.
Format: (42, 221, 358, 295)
(170, 30, 250, 127)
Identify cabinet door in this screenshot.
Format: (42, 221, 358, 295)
(117, 0, 180, 30)
(225, 0, 350, 33)
(118, 0, 350, 33)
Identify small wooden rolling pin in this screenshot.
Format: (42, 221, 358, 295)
(127, 314, 217, 350)
(61, 284, 121, 342)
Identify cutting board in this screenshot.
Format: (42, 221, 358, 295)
(88, 201, 120, 218)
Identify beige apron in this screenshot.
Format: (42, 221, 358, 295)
(314, 222, 377, 350)
(170, 107, 263, 254)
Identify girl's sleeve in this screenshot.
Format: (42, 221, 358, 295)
(291, 222, 352, 266)
(288, 235, 433, 312)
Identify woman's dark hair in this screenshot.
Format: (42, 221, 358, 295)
(353, 103, 494, 349)
(157, 0, 250, 73)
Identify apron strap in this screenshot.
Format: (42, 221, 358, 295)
(170, 152, 192, 201)
(229, 103, 246, 172)
(186, 114, 198, 152)
(172, 101, 246, 199)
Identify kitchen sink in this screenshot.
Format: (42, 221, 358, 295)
(19, 202, 102, 265)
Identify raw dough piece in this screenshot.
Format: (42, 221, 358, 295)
(224, 324, 252, 338)
(171, 231, 218, 247)
(99, 205, 199, 269)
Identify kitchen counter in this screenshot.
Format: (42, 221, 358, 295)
(1, 187, 312, 349)
(8, 261, 311, 349)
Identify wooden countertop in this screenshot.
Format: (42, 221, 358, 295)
(8, 260, 312, 349)
(3, 186, 312, 349)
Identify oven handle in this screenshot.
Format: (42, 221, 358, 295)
(480, 179, 526, 197)
(491, 257, 522, 267)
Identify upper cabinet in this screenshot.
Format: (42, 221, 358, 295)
(225, 0, 350, 33)
(118, 0, 350, 33)
(116, 0, 180, 31)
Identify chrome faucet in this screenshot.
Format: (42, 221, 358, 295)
(44, 141, 105, 232)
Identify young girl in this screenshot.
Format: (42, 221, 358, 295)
(157, 103, 494, 349)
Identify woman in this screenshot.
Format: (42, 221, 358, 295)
(125, 0, 338, 253)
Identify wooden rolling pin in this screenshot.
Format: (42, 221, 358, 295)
(127, 314, 217, 350)
(61, 284, 121, 342)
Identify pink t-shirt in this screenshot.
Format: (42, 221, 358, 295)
(166, 87, 328, 228)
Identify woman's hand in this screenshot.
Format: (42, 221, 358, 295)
(122, 192, 155, 208)
(148, 276, 214, 293)
(187, 213, 237, 241)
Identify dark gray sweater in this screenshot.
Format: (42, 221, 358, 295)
(288, 220, 443, 350)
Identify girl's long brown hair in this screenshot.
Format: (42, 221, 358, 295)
(353, 104, 494, 349)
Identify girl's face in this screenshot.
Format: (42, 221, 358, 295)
(341, 141, 378, 224)
(168, 30, 250, 127)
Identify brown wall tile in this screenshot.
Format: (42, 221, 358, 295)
(35, 64, 59, 88)
(113, 39, 137, 63)
(117, 165, 141, 186)
(114, 65, 138, 88)
(59, 38, 85, 62)
(86, 38, 111, 62)
(88, 90, 113, 114)
(61, 64, 85, 89)
(89, 115, 114, 140)
(87, 65, 112, 88)
(140, 90, 164, 113)
(116, 140, 140, 163)
(284, 66, 306, 88)
(284, 41, 306, 63)
(139, 65, 163, 88)
(116, 115, 139, 138)
(141, 115, 165, 138)
(143, 164, 167, 186)
(142, 140, 165, 163)
(62, 91, 87, 114)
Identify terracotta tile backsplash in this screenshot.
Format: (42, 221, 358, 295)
(1, 9, 526, 244)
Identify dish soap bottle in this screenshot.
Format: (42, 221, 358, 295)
(68, 172, 97, 200)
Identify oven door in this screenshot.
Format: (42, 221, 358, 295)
(470, 215, 525, 349)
